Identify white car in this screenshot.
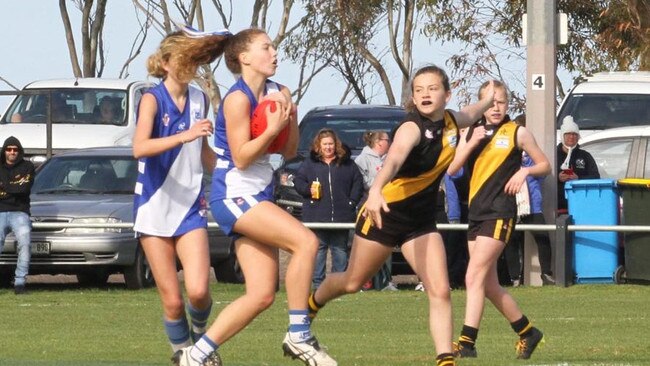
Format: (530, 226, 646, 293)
(579, 125, 650, 180)
(557, 71, 650, 139)
(0, 78, 154, 164)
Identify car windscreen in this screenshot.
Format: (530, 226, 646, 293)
(557, 93, 650, 130)
(298, 117, 401, 152)
(33, 156, 137, 194)
(1, 88, 127, 126)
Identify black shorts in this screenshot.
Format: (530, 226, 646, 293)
(355, 208, 438, 248)
(467, 218, 515, 243)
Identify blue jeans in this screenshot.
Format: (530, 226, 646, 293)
(0, 212, 32, 287)
(312, 229, 350, 289)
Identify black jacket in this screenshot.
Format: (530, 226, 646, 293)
(556, 143, 600, 210)
(0, 136, 35, 214)
(294, 149, 364, 223)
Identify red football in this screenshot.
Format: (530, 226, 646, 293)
(250, 99, 290, 153)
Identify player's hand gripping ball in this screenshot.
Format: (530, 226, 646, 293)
(250, 100, 291, 153)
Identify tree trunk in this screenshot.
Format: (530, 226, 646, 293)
(59, 0, 83, 78)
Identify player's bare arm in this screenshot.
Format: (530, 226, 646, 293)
(504, 126, 551, 195)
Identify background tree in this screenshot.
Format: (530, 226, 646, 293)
(59, 0, 149, 79)
(421, 0, 650, 113)
(133, 0, 311, 109)
(55, 0, 650, 113)
(284, 0, 424, 105)
(59, 0, 108, 77)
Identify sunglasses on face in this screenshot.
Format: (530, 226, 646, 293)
(5, 147, 18, 153)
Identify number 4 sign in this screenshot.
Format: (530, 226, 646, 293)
(531, 74, 545, 90)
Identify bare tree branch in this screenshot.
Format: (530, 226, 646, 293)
(210, 0, 232, 27)
(59, 0, 83, 77)
(119, 3, 151, 79)
(0, 76, 21, 91)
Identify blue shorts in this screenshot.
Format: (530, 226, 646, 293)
(210, 190, 273, 237)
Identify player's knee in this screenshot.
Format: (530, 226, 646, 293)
(252, 291, 276, 311)
(185, 286, 211, 306)
(162, 297, 185, 319)
(343, 278, 364, 294)
(427, 283, 451, 300)
(464, 271, 479, 290)
(290, 231, 318, 256)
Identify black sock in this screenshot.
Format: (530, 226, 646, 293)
(436, 352, 455, 366)
(511, 315, 533, 337)
(459, 325, 479, 348)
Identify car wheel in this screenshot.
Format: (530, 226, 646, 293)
(77, 271, 110, 287)
(124, 243, 155, 290)
(213, 252, 244, 284)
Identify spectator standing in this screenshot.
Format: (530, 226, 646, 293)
(556, 116, 600, 212)
(0, 136, 35, 294)
(294, 129, 364, 289)
(355, 130, 390, 193)
(354, 130, 397, 291)
(441, 171, 469, 289)
(506, 150, 555, 286)
(505, 114, 555, 287)
(132, 28, 227, 361)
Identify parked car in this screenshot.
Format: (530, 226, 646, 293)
(0, 147, 241, 289)
(273, 105, 414, 274)
(0, 78, 154, 165)
(578, 125, 650, 180)
(557, 71, 650, 139)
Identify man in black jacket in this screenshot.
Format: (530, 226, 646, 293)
(557, 116, 600, 212)
(0, 136, 35, 294)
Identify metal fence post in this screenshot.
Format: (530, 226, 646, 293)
(555, 214, 573, 287)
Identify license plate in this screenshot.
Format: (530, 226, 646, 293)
(31, 242, 51, 255)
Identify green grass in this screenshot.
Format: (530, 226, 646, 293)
(1, 283, 648, 365)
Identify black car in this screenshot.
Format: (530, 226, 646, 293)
(273, 105, 414, 274)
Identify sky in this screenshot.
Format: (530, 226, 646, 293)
(0, 1, 574, 120)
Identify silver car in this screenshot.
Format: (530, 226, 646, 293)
(0, 147, 241, 289)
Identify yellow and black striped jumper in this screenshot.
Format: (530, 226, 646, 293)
(355, 110, 459, 247)
(457, 115, 545, 360)
(465, 115, 521, 243)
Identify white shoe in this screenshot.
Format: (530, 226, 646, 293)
(414, 282, 425, 292)
(175, 346, 222, 366)
(282, 333, 337, 366)
(381, 282, 399, 291)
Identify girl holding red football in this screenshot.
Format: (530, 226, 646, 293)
(175, 28, 337, 366)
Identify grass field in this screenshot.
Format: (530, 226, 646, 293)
(0, 282, 648, 366)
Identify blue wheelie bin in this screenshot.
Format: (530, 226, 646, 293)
(565, 179, 618, 284)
